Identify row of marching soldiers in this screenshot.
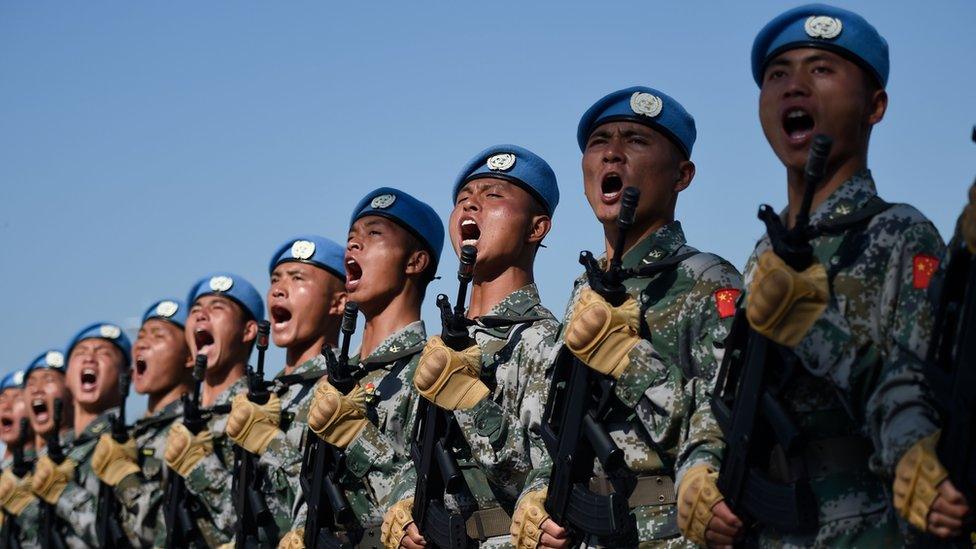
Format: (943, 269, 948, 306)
(1, 3, 974, 548)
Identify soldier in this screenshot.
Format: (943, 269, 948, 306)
(285, 187, 443, 547)
(30, 322, 132, 547)
(90, 299, 193, 546)
(161, 272, 264, 546)
(0, 369, 38, 548)
(382, 145, 562, 548)
(677, 4, 970, 547)
(511, 87, 743, 548)
(225, 235, 347, 543)
(21, 350, 71, 547)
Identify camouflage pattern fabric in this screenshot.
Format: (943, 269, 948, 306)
(292, 322, 426, 537)
(1, 448, 40, 549)
(702, 172, 945, 547)
(388, 284, 560, 547)
(29, 430, 75, 547)
(522, 221, 742, 547)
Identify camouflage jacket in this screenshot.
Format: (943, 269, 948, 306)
(113, 397, 182, 547)
(30, 430, 74, 548)
(523, 221, 742, 544)
(730, 172, 944, 542)
(56, 409, 119, 548)
(389, 285, 560, 524)
(1, 449, 39, 549)
(293, 321, 426, 533)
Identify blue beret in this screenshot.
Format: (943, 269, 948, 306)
(350, 187, 445, 268)
(142, 298, 188, 329)
(453, 144, 559, 216)
(67, 322, 132, 363)
(577, 86, 697, 158)
(269, 235, 346, 280)
(0, 370, 26, 391)
(752, 4, 889, 87)
(187, 272, 265, 322)
(24, 349, 66, 378)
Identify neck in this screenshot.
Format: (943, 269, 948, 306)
(73, 407, 98, 435)
(147, 381, 191, 416)
(202, 361, 246, 407)
(785, 152, 866, 228)
(359, 292, 421, 359)
(467, 264, 533, 318)
(284, 331, 336, 375)
(604, 215, 671, 264)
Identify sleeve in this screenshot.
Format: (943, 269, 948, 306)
(114, 457, 166, 547)
(256, 430, 305, 533)
(55, 478, 100, 546)
(183, 437, 236, 539)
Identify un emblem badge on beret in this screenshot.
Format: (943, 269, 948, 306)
(370, 194, 397, 209)
(486, 153, 516, 172)
(12, 371, 24, 385)
(155, 300, 179, 318)
(209, 275, 234, 292)
(46, 351, 65, 368)
(291, 240, 316, 260)
(805, 16, 842, 40)
(630, 92, 663, 118)
(100, 324, 122, 339)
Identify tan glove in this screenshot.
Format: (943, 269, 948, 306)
(380, 497, 415, 548)
(564, 288, 640, 379)
(510, 488, 549, 549)
(92, 434, 141, 486)
(746, 250, 829, 347)
(277, 529, 305, 549)
(0, 469, 36, 515)
(961, 184, 976, 254)
(227, 393, 282, 455)
(31, 455, 76, 504)
(414, 336, 489, 410)
(893, 431, 949, 531)
(164, 423, 214, 478)
(677, 464, 725, 546)
(307, 380, 368, 449)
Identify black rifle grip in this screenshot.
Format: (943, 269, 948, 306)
(193, 355, 207, 382)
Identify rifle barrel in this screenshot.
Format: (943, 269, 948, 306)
(610, 187, 640, 272)
(797, 135, 832, 230)
(339, 302, 359, 364)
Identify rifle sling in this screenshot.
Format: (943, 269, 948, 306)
(588, 474, 677, 507)
(807, 196, 892, 238)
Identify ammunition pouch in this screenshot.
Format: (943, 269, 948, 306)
(768, 435, 874, 483)
(464, 507, 512, 540)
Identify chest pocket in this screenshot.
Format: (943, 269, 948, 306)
(367, 357, 412, 432)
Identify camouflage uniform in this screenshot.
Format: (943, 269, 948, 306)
(1, 449, 39, 549)
(52, 409, 119, 547)
(293, 321, 426, 542)
(523, 221, 742, 547)
(389, 284, 559, 547)
(108, 398, 182, 547)
(30, 430, 75, 547)
(701, 171, 945, 547)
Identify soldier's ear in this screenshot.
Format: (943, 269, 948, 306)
(327, 290, 347, 317)
(526, 215, 552, 246)
(404, 249, 431, 278)
(867, 88, 887, 126)
(674, 160, 695, 193)
(241, 319, 258, 345)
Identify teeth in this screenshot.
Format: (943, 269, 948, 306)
(33, 399, 43, 407)
(83, 368, 96, 376)
(346, 259, 356, 265)
(461, 219, 477, 227)
(787, 110, 806, 118)
(462, 239, 478, 246)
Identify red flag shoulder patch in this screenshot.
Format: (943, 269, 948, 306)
(913, 254, 939, 289)
(713, 288, 741, 319)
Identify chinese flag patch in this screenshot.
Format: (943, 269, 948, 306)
(912, 254, 939, 289)
(713, 288, 741, 319)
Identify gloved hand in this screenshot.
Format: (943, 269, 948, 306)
(677, 464, 727, 546)
(307, 380, 368, 449)
(380, 497, 415, 548)
(277, 529, 305, 549)
(31, 456, 76, 504)
(414, 336, 489, 410)
(746, 250, 829, 347)
(960, 183, 976, 254)
(226, 392, 282, 455)
(164, 423, 214, 478)
(894, 431, 951, 532)
(564, 288, 640, 379)
(0, 469, 36, 515)
(92, 434, 141, 486)
(510, 488, 551, 549)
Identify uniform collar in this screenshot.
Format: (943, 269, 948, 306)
(358, 320, 427, 366)
(134, 398, 183, 434)
(473, 284, 548, 336)
(801, 169, 878, 227)
(276, 352, 330, 378)
(213, 376, 249, 407)
(620, 220, 687, 270)
(74, 407, 119, 444)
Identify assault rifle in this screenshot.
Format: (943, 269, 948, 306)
(924, 127, 976, 546)
(539, 187, 641, 541)
(410, 245, 476, 549)
(163, 355, 211, 548)
(39, 398, 67, 549)
(710, 134, 834, 535)
(0, 418, 33, 549)
(300, 302, 359, 548)
(234, 320, 279, 548)
(96, 368, 132, 548)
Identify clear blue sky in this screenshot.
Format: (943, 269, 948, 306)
(1, 1, 973, 419)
